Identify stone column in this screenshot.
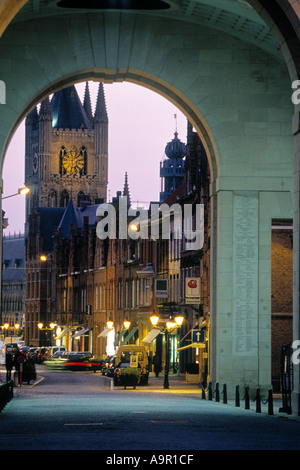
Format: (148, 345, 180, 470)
(212, 188, 293, 398)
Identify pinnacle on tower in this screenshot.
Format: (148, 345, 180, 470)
(39, 97, 52, 121)
(123, 171, 131, 206)
(94, 83, 108, 124)
(83, 81, 93, 125)
(25, 106, 39, 125)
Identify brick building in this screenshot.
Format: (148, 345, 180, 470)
(271, 222, 293, 391)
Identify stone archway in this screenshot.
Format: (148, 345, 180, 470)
(0, 0, 297, 406)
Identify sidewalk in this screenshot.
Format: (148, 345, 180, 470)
(134, 372, 297, 420)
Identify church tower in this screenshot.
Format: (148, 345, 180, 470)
(24, 82, 108, 223)
(159, 119, 186, 202)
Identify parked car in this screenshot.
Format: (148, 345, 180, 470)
(48, 346, 67, 356)
(101, 355, 116, 377)
(28, 347, 39, 362)
(4, 343, 19, 356)
(36, 347, 50, 363)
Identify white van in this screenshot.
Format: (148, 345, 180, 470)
(49, 345, 67, 356)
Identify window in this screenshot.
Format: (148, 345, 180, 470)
(48, 189, 57, 207)
(60, 189, 69, 208)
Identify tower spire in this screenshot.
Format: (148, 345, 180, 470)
(123, 171, 131, 206)
(94, 82, 108, 124)
(83, 81, 93, 124)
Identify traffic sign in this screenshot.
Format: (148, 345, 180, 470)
(191, 330, 205, 343)
(17, 355, 25, 364)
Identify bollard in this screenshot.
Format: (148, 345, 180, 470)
(245, 386, 250, 410)
(235, 385, 240, 407)
(268, 389, 274, 416)
(256, 388, 261, 413)
(208, 382, 213, 401)
(201, 384, 206, 400)
(223, 384, 227, 404)
(215, 382, 220, 402)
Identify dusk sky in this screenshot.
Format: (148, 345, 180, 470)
(2, 81, 188, 235)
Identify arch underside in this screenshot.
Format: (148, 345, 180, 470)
(0, 0, 298, 401)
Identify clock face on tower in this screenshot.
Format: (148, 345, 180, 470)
(62, 148, 84, 175)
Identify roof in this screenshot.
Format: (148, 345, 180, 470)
(2, 235, 25, 282)
(37, 207, 66, 251)
(34, 202, 100, 249)
(57, 201, 98, 238)
(51, 85, 92, 130)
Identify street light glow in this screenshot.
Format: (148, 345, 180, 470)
(123, 319, 131, 329)
(18, 186, 30, 196)
(150, 314, 159, 326)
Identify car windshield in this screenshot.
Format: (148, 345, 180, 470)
(119, 351, 144, 362)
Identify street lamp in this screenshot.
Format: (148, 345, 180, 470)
(150, 313, 184, 389)
(38, 322, 56, 330)
(37, 322, 56, 346)
(106, 318, 131, 330)
(2, 186, 30, 200)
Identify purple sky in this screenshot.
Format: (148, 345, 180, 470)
(2, 81, 188, 235)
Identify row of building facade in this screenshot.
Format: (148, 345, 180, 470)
(24, 116, 211, 378)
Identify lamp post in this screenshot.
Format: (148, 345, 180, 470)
(37, 322, 56, 346)
(150, 313, 184, 389)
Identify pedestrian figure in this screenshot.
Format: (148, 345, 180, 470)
(153, 354, 161, 377)
(5, 353, 13, 381)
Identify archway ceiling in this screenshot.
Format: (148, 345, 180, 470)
(11, 0, 281, 60)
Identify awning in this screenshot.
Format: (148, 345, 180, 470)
(72, 327, 91, 338)
(177, 342, 206, 351)
(119, 327, 138, 346)
(142, 328, 161, 345)
(97, 327, 114, 338)
(54, 327, 70, 340)
(114, 329, 127, 346)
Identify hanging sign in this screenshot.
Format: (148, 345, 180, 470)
(185, 278, 201, 304)
(155, 279, 168, 298)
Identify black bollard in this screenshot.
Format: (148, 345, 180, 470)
(201, 384, 206, 400)
(245, 386, 250, 410)
(256, 388, 261, 413)
(215, 382, 220, 402)
(223, 384, 227, 404)
(208, 382, 213, 401)
(268, 389, 274, 416)
(235, 385, 240, 407)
